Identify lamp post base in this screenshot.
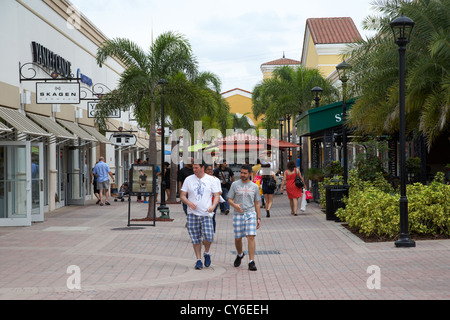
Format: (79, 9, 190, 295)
(158, 205, 170, 219)
(395, 235, 416, 248)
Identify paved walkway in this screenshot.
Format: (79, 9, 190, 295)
(0, 193, 449, 301)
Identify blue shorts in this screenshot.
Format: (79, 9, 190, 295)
(233, 212, 257, 239)
(187, 214, 214, 244)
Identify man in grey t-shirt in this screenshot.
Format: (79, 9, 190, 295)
(228, 164, 261, 271)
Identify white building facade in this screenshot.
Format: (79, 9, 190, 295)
(0, 0, 150, 226)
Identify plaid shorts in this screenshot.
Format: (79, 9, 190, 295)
(187, 214, 214, 244)
(233, 212, 257, 239)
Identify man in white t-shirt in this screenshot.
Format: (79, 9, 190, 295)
(180, 161, 221, 270)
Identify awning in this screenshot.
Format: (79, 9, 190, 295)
(268, 138, 300, 149)
(79, 124, 111, 144)
(0, 122, 12, 133)
(56, 119, 96, 142)
(27, 113, 76, 140)
(0, 107, 51, 137)
(136, 137, 149, 149)
(297, 98, 356, 136)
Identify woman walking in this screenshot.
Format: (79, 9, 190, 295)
(280, 161, 305, 216)
(260, 163, 277, 217)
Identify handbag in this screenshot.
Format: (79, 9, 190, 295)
(305, 190, 313, 200)
(294, 169, 304, 189)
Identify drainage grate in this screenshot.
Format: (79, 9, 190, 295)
(231, 250, 280, 255)
(111, 227, 146, 231)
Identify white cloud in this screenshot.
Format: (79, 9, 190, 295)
(70, 0, 377, 92)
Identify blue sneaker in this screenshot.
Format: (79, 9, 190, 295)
(204, 253, 211, 267)
(195, 260, 203, 270)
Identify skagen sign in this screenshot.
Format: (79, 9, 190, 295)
(32, 41, 73, 78)
(36, 82, 80, 104)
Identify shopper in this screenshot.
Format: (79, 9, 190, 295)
(178, 157, 194, 215)
(228, 164, 261, 271)
(91, 161, 101, 204)
(180, 161, 221, 270)
(260, 163, 277, 217)
(93, 156, 115, 206)
(213, 160, 234, 215)
(205, 164, 223, 233)
(280, 160, 305, 216)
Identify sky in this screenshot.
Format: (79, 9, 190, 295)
(69, 0, 378, 93)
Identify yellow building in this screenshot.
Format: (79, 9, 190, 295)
(301, 17, 362, 78)
(221, 88, 259, 126)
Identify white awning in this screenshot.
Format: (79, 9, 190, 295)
(28, 114, 76, 140)
(0, 122, 12, 133)
(56, 119, 96, 142)
(79, 124, 112, 144)
(0, 107, 51, 137)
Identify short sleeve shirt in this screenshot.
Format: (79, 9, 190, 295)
(228, 180, 261, 214)
(93, 161, 111, 183)
(181, 174, 221, 217)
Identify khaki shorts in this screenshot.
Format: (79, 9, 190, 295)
(97, 180, 110, 190)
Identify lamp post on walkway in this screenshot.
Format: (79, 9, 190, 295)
(390, 14, 416, 248)
(336, 61, 352, 186)
(158, 78, 170, 219)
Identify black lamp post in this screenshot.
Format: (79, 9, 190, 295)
(336, 61, 352, 185)
(158, 78, 170, 219)
(279, 118, 284, 170)
(312, 86, 323, 108)
(286, 114, 292, 161)
(390, 14, 416, 248)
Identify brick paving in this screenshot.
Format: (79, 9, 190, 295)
(0, 193, 449, 300)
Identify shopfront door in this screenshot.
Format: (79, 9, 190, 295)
(0, 141, 32, 227)
(66, 147, 86, 206)
(31, 142, 44, 222)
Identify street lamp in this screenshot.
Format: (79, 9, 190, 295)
(158, 78, 170, 219)
(279, 118, 284, 171)
(286, 114, 292, 161)
(311, 86, 323, 108)
(390, 14, 416, 248)
(336, 60, 352, 185)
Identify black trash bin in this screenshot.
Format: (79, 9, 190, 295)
(325, 183, 349, 221)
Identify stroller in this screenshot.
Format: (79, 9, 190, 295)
(114, 183, 129, 202)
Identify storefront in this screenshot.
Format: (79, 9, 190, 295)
(0, 0, 146, 226)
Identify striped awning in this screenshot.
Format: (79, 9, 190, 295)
(0, 121, 12, 133)
(0, 107, 51, 137)
(27, 113, 76, 140)
(79, 124, 111, 144)
(56, 119, 96, 142)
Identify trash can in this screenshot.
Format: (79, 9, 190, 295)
(325, 183, 349, 221)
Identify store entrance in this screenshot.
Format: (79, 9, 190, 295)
(0, 141, 32, 227)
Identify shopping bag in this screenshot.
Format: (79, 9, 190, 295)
(305, 190, 313, 200)
(301, 188, 307, 211)
(110, 183, 119, 197)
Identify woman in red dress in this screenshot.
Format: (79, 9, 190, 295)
(281, 161, 305, 216)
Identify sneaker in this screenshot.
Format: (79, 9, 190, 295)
(204, 253, 211, 267)
(195, 260, 203, 270)
(105, 201, 111, 205)
(225, 209, 230, 215)
(234, 253, 245, 267)
(248, 261, 257, 271)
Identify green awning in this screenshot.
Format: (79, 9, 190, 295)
(297, 98, 356, 136)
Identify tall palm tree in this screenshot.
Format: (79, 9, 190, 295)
(347, 0, 450, 147)
(95, 32, 198, 218)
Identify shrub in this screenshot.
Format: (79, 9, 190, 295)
(336, 171, 450, 238)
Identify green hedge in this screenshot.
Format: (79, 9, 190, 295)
(335, 172, 450, 238)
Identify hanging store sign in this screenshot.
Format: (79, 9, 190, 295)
(110, 133, 137, 147)
(87, 102, 121, 118)
(36, 82, 80, 104)
(31, 42, 73, 78)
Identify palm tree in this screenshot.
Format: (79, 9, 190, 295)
(95, 32, 198, 218)
(347, 0, 450, 147)
(252, 65, 338, 129)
